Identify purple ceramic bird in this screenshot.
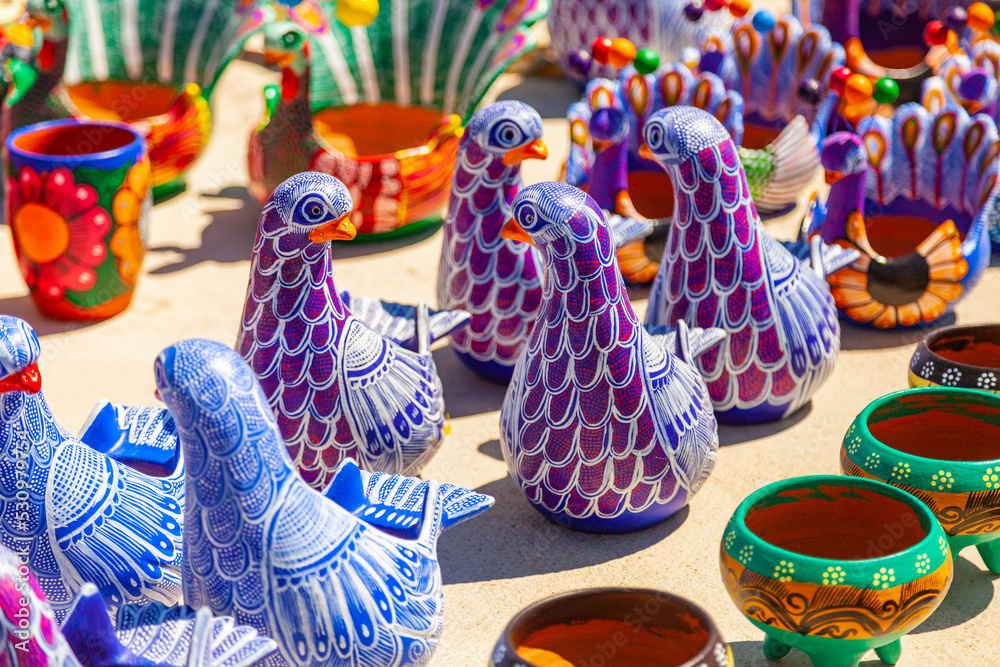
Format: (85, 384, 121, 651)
(237, 172, 458, 489)
(498, 182, 724, 533)
(643, 106, 856, 424)
(437, 100, 549, 383)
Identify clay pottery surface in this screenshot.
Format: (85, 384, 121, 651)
(489, 588, 732, 667)
(6, 118, 150, 320)
(721, 474, 952, 667)
(841, 387, 1000, 573)
(908, 324, 1000, 394)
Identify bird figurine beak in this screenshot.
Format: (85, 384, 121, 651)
(264, 50, 294, 67)
(0, 363, 41, 394)
(26, 16, 51, 31)
(309, 215, 357, 243)
(502, 139, 549, 166)
(501, 218, 535, 247)
(824, 169, 845, 185)
(591, 139, 611, 153)
(639, 143, 655, 160)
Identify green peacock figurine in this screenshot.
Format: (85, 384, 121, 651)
(247, 0, 548, 237)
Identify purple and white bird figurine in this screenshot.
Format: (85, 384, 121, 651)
(0, 315, 184, 620)
(238, 172, 467, 489)
(437, 100, 548, 383)
(642, 106, 857, 424)
(498, 182, 724, 533)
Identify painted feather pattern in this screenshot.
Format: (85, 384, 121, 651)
(499, 183, 719, 533)
(643, 107, 844, 424)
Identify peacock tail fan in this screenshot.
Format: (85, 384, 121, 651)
(59, 0, 264, 97)
(303, 0, 548, 120)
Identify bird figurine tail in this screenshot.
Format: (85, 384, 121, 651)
(745, 115, 819, 212)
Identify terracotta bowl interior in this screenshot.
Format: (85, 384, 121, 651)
(857, 9, 928, 70)
(745, 481, 927, 560)
(627, 171, 675, 220)
(67, 81, 181, 121)
(867, 391, 1000, 462)
(313, 104, 445, 158)
(740, 123, 783, 151)
(12, 123, 137, 157)
(508, 590, 713, 666)
(927, 326, 1000, 370)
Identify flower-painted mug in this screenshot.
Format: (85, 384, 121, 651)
(6, 119, 150, 320)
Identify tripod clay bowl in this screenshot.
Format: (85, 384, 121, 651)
(908, 324, 1000, 394)
(842, 387, 1000, 574)
(489, 588, 732, 667)
(721, 475, 952, 667)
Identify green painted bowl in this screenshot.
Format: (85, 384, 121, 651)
(721, 475, 952, 667)
(841, 386, 1000, 574)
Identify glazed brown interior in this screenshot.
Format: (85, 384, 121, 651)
(741, 123, 782, 151)
(67, 81, 180, 121)
(863, 215, 957, 258)
(313, 104, 444, 157)
(509, 591, 711, 667)
(868, 393, 1000, 462)
(928, 327, 1000, 369)
(628, 171, 675, 220)
(745, 483, 926, 560)
(13, 123, 136, 156)
(865, 46, 926, 70)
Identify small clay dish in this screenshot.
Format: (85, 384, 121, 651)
(489, 588, 731, 667)
(721, 474, 951, 667)
(841, 387, 1000, 574)
(908, 324, 1000, 394)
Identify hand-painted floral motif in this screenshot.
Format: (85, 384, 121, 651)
(110, 158, 151, 285)
(8, 166, 111, 302)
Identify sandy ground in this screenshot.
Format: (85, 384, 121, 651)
(1, 3, 999, 665)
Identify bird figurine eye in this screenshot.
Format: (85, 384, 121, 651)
(516, 204, 536, 228)
(491, 120, 524, 148)
(283, 31, 302, 48)
(646, 124, 663, 150)
(297, 195, 329, 224)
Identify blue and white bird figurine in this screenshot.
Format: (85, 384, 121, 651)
(237, 172, 466, 489)
(641, 106, 857, 424)
(155, 338, 491, 667)
(436, 100, 548, 383)
(0, 315, 185, 619)
(498, 182, 724, 533)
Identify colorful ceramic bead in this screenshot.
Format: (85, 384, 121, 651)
(722, 475, 952, 667)
(873, 77, 900, 104)
(842, 388, 1000, 574)
(843, 73, 873, 105)
(751, 8, 775, 32)
(968, 2, 996, 31)
(924, 19, 948, 46)
(592, 35, 614, 64)
(499, 182, 724, 532)
(607, 37, 637, 67)
(633, 47, 660, 74)
(491, 589, 732, 666)
(643, 107, 857, 424)
(728, 0, 749, 17)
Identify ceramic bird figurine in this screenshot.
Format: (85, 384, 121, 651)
(339, 291, 471, 353)
(237, 172, 462, 488)
(0, 315, 185, 619)
(436, 100, 548, 383)
(807, 105, 996, 328)
(498, 182, 724, 533)
(154, 338, 488, 667)
(642, 107, 857, 424)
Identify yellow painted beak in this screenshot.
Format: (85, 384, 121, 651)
(309, 215, 357, 243)
(264, 50, 294, 67)
(501, 218, 535, 247)
(824, 169, 844, 185)
(502, 139, 549, 166)
(639, 143, 654, 160)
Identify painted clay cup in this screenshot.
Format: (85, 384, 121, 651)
(908, 324, 1000, 394)
(489, 588, 732, 667)
(721, 475, 952, 667)
(6, 119, 151, 320)
(841, 387, 1000, 574)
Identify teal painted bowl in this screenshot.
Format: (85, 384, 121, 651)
(841, 387, 1000, 574)
(721, 474, 952, 667)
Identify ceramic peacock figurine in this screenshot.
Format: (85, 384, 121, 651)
(807, 103, 997, 329)
(248, 0, 547, 236)
(8, 0, 261, 197)
(643, 107, 857, 424)
(498, 182, 725, 533)
(547, 0, 728, 83)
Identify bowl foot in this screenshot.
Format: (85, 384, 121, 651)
(975, 540, 1000, 574)
(874, 639, 902, 665)
(763, 635, 791, 661)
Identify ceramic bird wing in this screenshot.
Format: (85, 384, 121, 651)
(77, 399, 181, 476)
